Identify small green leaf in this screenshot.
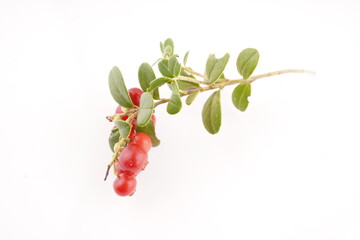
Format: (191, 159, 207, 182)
(137, 92, 154, 127)
(114, 120, 132, 138)
(160, 42, 164, 53)
(205, 54, 217, 79)
(138, 63, 159, 99)
(147, 77, 173, 93)
(180, 68, 195, 79)
(109, 128, 120, 152)
(204, 54, 230, 84)
(232, 81, 251, 111)
(164, 38, 174, 56)
(168, 55, 181, 77)
(136, 121, 160, 147)
(208, 53, 230, 84)
(236, 48, 259, 80)
(202, 90, 222, 134)
(183, 51, 189, 65)
(170, 80, 180, 94)
(186, 91, 199, 105)
(163, 45, 173, 57)
(177, 80, 200, 91)
(108, 67, 133, 108)
(167, 92, 182, 114)
(158, 59, 173, 78)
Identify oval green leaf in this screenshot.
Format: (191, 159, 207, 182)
(186, 90, 199, 105)
(183, 51, 190, 65)
(176, 80, 200, 91)
(208, 53, 230, 84)
(180, 68, 195, 79)
(137, 92, 154, 127)
(164, 38, 174, 56)
(202, 90, 222, 134)
(205, 54, 217, 80)
(167, 93, 182, 115)
(168, 55, 181, 77)
(108, 66, 133, 108)
(147, 77, 173, 93)
(109, 128, 120, 152)
(114, 120, 132, 138)
(138, 63, 159, 99)
(236, 48, 259, 80)
(136, 120, 160, 147)
(232, 81, 251, 112)
(158, 59, 173, 78)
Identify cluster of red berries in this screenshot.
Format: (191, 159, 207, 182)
(112, 88, 156, 196)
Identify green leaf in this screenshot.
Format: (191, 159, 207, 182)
(160, 42, 164, 53)
(114, 120, 132, 138)
(136, 121, 160, 147)
(168, 55, 181, 77)
(236, 48, 259, 80)
(204, 54, 230, 84)
(164, 38, 174, 56)
(163, 45, 173, 57)
(202, 90, 222, 134)
(186, 90, 199, 105)
(109, 128, 120, 152)
(205, 54, 217, 79)
(180, 68, 195, 79)
(108, 67, 133, 108)
(137, 92, 154, 127)
(183, 51, 189, 65)
(138, 63, 159, 99)
(232, 81, 251, 111)
(170, 80, 180, 93)
(167, 92, 182, 114)
(147, 77, 173, 93)
(177, 80, 200, 91)
(158, 59, 173, 78)
(208, 53, 230, 84)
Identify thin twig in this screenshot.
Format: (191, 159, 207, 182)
(182, 66, 208, 79)
(154, 69, 314, 107)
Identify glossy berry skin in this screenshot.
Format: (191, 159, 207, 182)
(131, 132, 152, 152)
(114, 161, 124, 175)
(128, 88, 144, 106)
(115, 106, 128, 120)
(113, 174, 137, 196)
(118, 144, 148, 175)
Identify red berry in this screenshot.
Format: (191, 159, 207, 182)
(114, 161, 123, 175)
(131, 132, 152, 152)
(151, 114, 156, 126)
(128, 88, 144, 106)
(115, 106, 128, 121)
(113, 174, 137, 196)
(118, 144, 148, 175)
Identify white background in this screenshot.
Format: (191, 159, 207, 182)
(1, 0, 359, 239)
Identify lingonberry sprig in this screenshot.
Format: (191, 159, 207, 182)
(105, 38, 314, 197)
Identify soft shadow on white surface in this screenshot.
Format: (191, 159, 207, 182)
(0, 0, 359, 239)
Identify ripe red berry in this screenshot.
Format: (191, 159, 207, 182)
(114, 161, 123, 175)
(128, 88, 144, 106)
(131, 132, 152, 152)
(115, 106, 128, 120)
(118, 144, 148, 175)
(113, 174, 137, 196)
